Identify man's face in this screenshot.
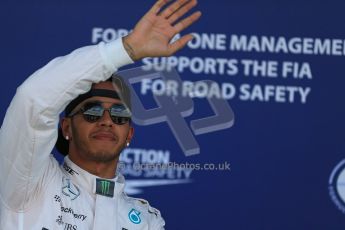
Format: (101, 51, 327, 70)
(62, 81, 134, 163)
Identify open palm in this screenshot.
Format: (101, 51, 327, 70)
(124, 0, 201, 60)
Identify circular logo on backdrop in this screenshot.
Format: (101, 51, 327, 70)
(329, 159, 345, 214)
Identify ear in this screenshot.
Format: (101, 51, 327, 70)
(126, 126, 135, 144)
(61, 117, 72, 139)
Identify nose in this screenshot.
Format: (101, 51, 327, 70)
(98, 109, 113, 127)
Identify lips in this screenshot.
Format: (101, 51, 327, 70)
(91, 131, 116, 141)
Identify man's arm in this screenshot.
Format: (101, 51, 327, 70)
(0, 40, 133, 211)
(0, 0, 200, 211)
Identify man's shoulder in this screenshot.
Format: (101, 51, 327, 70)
(123, 195, 162, 218)
(119, 193, 165, 230)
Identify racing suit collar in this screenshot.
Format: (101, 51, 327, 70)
(63, 156, 125, 197)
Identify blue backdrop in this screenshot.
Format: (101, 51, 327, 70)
(1, 0, 345, 229)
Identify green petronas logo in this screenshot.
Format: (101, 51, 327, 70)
(128, 209, 141, 224)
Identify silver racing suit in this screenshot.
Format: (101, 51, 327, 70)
(0, 38, 165, 230)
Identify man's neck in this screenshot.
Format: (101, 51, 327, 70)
(68, 153, 118, 179)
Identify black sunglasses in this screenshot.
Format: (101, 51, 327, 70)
(68, 101, 132, 125)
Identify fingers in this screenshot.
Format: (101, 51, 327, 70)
(173, 11, 201, 34)
(148, 0, 170, 15)
(167, 34, 194, 55)
(167, 0, 198, 24)
(160, 0, 190, 18)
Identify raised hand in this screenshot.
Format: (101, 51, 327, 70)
(123, 0, 201, 61)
